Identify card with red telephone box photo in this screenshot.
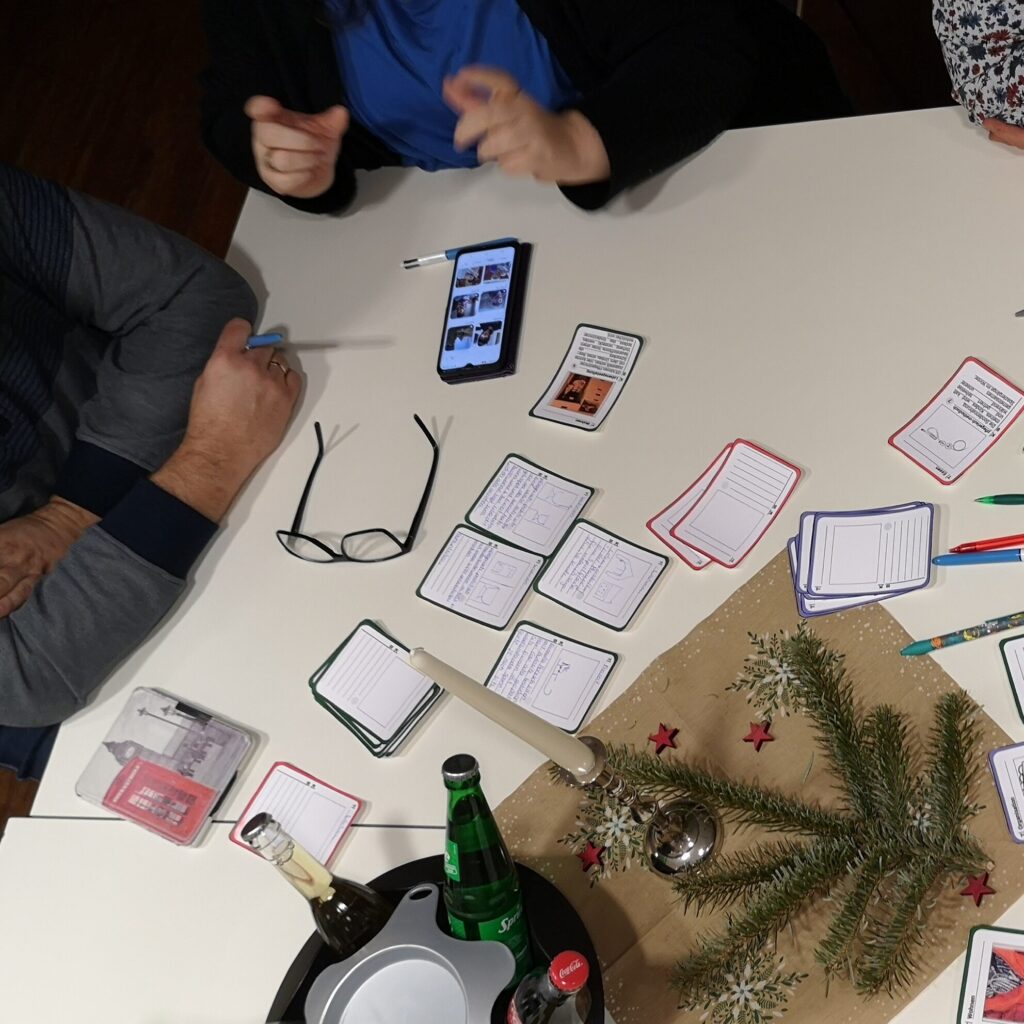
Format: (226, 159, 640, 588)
(75, 687, 254, 846)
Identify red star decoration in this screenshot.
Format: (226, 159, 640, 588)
(960, 872, 995, 907)
(577, 841, 604, 873)
(648, 722, 679, 756)
(743, 721, 775, 753)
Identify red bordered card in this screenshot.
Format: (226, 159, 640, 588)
(669, 439, 801, 568)
(888, 357, 1024, 485)
(229, 762, 362, 865)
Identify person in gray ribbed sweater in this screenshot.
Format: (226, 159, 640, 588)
(0, 163, 301, 729)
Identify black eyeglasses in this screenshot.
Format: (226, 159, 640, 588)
(276, 415, 439, 563)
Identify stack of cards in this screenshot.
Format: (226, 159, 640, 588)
(647, 440, 801, 570)
(309, 621, 442, 757)
(958, 926, 1024, 1023)
(417, 455, 667, 631)
(889, 356, 1024, 484)
(787, 502, 934, 618)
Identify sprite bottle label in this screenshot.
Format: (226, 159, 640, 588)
(444, 840, 460, 881)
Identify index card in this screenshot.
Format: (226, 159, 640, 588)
(417, 526, 543, 629)
(530, 324, 642, 431)
(467, 455, 593, 556)
(536, 520, 667, 630)
(1000, 636, 1024, 725)
(889, 357, 1024, 484)
(957, 926, 1024, 1023)
(806, 503, 933, 597)
(230, 762, 361, 863)
(312, 622, 436, 742)
(990, 743, 1024, 843)
(645, 445, 731, 569)
(484, 623, 616, 732)
(670, 441, 800, 567)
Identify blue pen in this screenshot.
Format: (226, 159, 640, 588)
(932, 548, 1024, 566)
(244, 332, 284, 350)
(402, 236, 517, 269)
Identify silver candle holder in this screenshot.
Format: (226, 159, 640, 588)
(554, 735, 719, 876)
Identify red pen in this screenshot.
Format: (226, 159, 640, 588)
(950, 531, 1024, 554)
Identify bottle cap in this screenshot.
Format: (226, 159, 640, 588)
(549, 951, 589, 993)
(442, 753, 480, 783)
(240, 812, 294, 865)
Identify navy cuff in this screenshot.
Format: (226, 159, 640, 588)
(99, 479, 217, 579)
(54, 441, 147, 517)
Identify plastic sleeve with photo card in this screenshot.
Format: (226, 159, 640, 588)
(74, 687, 254, 847)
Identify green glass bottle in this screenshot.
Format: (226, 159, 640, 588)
(442, 753, 532, 984)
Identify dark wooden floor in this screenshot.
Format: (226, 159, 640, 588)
(0, 0, 954, 838)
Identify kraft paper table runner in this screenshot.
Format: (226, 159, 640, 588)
(495, 550, 1024, 1023)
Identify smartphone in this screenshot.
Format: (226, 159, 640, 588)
(436, 240, 529, 384)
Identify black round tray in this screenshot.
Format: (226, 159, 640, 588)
(266, 855, 604, 1024)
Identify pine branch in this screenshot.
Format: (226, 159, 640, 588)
(780, 628, 877, 820)
(924, 691, 983, 845)
(814, 848, 890, 979)
(856, 857, 947, 994)
(672, 839, 812, 914)
(864, 706, 916, 840)
(608, 745, 852, 838)
(672, 836, 857, 1001)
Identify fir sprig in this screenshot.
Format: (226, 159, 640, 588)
(606, 745, 852, 838)
(574, 627, 989, 1009)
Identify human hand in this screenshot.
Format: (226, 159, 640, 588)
(443, 66, 609, 185)
(246, 95, 350, 198)
(0, 498, 98, 617)
(154, 319, 302, 522)
(982, 117, 1024, 150)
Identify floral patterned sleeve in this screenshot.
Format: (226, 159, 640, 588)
(933, 0, 1024, 124)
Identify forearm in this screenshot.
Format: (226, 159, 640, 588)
(0, 528, 187, 727)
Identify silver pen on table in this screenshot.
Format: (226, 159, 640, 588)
(402, 236, 517, 269)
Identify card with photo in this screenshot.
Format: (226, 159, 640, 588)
(958, 926, 1024, 1022)
(483, 262, 511, 282)
(531, 324, 643, 431)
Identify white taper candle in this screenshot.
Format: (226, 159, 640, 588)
(409, 648, 597, 781)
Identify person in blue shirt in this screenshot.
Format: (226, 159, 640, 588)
(201, 0, 849, 213)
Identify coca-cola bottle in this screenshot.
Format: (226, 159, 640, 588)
(507, 950, 590, 1024)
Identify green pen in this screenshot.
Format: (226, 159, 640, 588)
(901, 610, 1024, 656)
(976, 494, 1024, 505)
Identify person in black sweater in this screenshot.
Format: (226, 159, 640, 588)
(200, 0, 849, 215)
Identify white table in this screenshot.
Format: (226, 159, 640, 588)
(33, 106, 1024, 828)
(16, 105, 1024, 1021)
(0, 817, 443, 1023)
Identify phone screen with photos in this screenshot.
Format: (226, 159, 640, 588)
(439, 244, 516, 372)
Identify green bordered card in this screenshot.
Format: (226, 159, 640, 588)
(483, 621, 617, 733)
(416, 525, 544, 630)
(533, 519, 668, 631)
(957, 924, 1024, 1023)
(999, 635, 1024, 726)
(465, 453, 594, 557)
(309, 620, 441, 757)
